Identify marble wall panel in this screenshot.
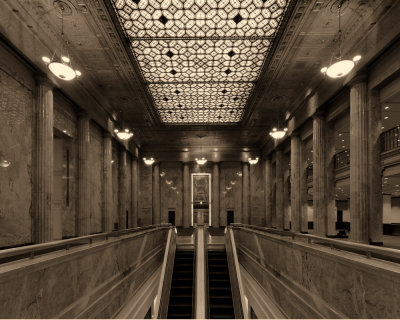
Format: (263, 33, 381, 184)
(250, 162, 264, 226)
(124, 152, 132, 228)
(139, 162, 152, 226)
(220, 162, 242, 225)
(235, 228, 400, 318)
(160, 162, 183, 226)
(0, 228, 169, 318)
(53, 95, 77, 238)
(112, 142, 119, 229)
(88, 122, 103, 233)
(0, 68, 33, 247)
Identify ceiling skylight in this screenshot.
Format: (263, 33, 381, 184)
(111, 0, 291, 124)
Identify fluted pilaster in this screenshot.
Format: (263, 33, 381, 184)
(119, 148, 127, 229)
(275, 147, 284, 230)
(212, 162, 220, 228)
(350, 76, 369, 243)
(34, 77, 53, 243)
(131, 157, 139, 228)
(290, 133, 301, 232)
(242, 162, 250, 224)
(77, 113, 90, 236)
(368, 89, 383, 244)
(183, 163, 190, 227)
(103, 132, 113, 232)
(152, 162, 161, 224)
(264, 156, 272, 227)
(313, 112, 327, 237)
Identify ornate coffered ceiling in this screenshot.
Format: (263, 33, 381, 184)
(110, 0, 292, 124)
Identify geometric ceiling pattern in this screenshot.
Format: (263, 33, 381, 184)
(111, 0, 291, 124)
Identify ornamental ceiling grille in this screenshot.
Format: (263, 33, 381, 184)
(111, 0, 291, 124)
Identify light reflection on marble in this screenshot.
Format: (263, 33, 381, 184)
(235, 228, 400, 318)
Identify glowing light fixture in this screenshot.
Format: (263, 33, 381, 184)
(195, 135, 207, 165)
(248, 157, 259, 165)
(320, 3, 361, 79)
(0, 159, 11, 168)
(269, 127, 288, 139)
(41, 2, 81, 81)
(114, 128, 133, 140)
(143, 157, 155, 165)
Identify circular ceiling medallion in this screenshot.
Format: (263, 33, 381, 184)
(53, 0, 74, 18)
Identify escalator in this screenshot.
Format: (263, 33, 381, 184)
(167, 250, 194, 319)
(208, 250, 235, 319)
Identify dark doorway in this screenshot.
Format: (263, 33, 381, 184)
(126, 210, 129, 229)
(168, 210, 176, 225)
(227, 210, 234, 225)
(337, 210, 343, 222)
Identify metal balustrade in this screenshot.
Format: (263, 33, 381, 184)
(230, 223, 400, 264)
(381, 126, 400, 153)
(0, 224, 168, 264)
(334, 149, 350, 169)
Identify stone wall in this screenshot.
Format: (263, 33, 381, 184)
(0, 227, 169, 318)
(0, 46, 34, 247)
(234, 227, 400, 318)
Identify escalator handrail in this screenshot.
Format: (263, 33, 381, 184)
(226, 226, 248, 319)
(0, 224, 168, 262)
(232, 223, 400, 263)
(154, 226, 176, 318)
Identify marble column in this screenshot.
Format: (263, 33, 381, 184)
(275, 147, 284, 230)
(300, 140, 309, 232)
(368, 89, 383, 244)
(264, 156, 272, 227)
(290, 132, 301, 232)
(131, 157, 138, 228)
(152, 162, 161, 225)
(119, 148, 127, 229)
(326, 122, 337, 236)
(103, 132, 113, 233)
(212, 162, 220, 228)
(183, 162, 191, 227)
(350, 75, 369, 243)
(242, 162, 250, 224)
(34, 76, 54, 243)
(77, 113, 90, 236)
(313, 111, 327, 237)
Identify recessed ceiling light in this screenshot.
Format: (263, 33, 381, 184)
(385, 106, 389, 110)
(384, 116, 389, 119)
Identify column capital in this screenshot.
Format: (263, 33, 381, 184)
(103, 131, 112, 139)
(348, 72, 368, 87)
(312, 109, 325, 120)
(291, 129, 300, 137)
(35, 73, 55, 89)
(77, 110, 90, 120)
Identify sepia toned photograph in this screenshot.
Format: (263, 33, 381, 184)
(0, 0, 399, 318)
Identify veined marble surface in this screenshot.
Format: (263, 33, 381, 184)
(0, 68, 33, 247)
(0, 228, 169, 318)
(250, 162, 265, 226)
(234, 228, 400, 318)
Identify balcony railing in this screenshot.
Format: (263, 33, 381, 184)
(334, 149, 350, 170)
(381, 126, 400, 153)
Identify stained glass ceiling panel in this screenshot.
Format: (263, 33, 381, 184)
(111, 0, 291, 124)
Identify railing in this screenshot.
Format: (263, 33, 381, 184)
(231, 224, 400, 264)
(381, 126, 400, 153)
(0, 224, 165, 264)
(195, 226, 207, 319)
(334, 149, 350, 170)
(155, 226, 176, 319)
(225, 226, 247, 319)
